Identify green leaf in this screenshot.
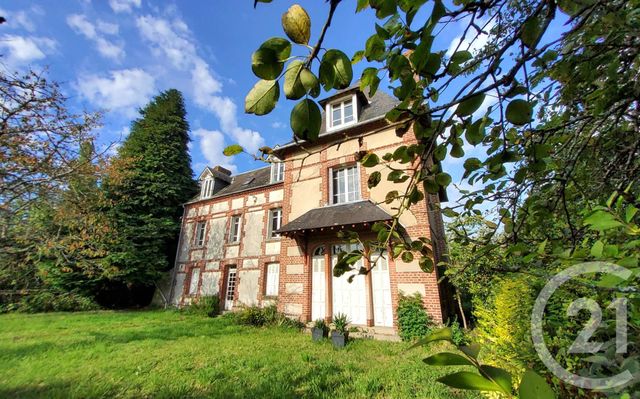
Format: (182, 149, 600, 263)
(245, 79, 279, 115)
(356, 0, 370, 12)
(360, 67, 381, 96)
(368, 171, 382, 188)
(222, 144, 244, 156)
(281, 4, 311, 45)
(419, 256, 434, 272)
(436, 172, 452, 187)
(385, 190, 398, 204)
(519, 370, 556, 399)
(450, 50, 472, 64)
(401, 251, 414, 263)
(365, 34, 386, 62)
(459, 344, 480, 359)
(319, 50, 353, 90)
(437, 372, 506, 393)
(625, 205, 638, 223)
(450, 144, 464, 158)
(300, 68, 320, 97)
(351, 50, 365, 64)
(410, 327, 452, 349)
(479, 365, 512, 394)
(361, 153, 380, 167)
(290, 99, 321, 141)
(423, 352, 475, 367)
(465, 119, 486, 145)
(251, 37, 291, 80)
(283, 60, 306, 100)
(590, 240, 604, 258)
(521, 16, 542, 48)
(505, 99, 533, 126)
(584, 210, 624, 231)
(455, 94, 485, 117)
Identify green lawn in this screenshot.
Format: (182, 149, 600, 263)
(0, 311, 479, 398)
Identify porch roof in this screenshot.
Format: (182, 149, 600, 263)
(277, 200, 392, 235)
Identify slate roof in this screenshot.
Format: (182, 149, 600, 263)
(277, 200, 392, 235)
(211, 166, 274, 198)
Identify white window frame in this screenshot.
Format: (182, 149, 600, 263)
(189, 268, 201, 296)
(267, 208, 282, 239)
(265, 263, 280, 297)
(194, 221, 206, 247)
(329, 164, 361, 205)
(201, 177, 214, 198)
(228, 215, 241, 243)
(326, 94, 358, 131)
(270, 160, 285, 183)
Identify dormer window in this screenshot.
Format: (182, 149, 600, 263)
(270, 160, 285, 183)
(201, 177, 214, 198)
(328, 95, 358, 130)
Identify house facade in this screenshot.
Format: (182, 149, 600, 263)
(167, 87, 453, 331)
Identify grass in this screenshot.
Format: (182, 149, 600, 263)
(0, 310, 480, 398)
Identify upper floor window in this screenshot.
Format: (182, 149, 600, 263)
(329, 97, 355, 129)
(201, 178, 214, 198)
(267, 208, 282, 239)
(194, 221, 206, 247)
(270, 161, 285, 183)
(331, 165, 360, 204)
(228, 215, 241, 243)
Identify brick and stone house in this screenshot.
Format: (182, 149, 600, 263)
(166, 87, 454, 332)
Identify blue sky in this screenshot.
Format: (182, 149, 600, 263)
(1, 0, 561, 207)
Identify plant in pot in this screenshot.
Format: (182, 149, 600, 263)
(331, 313, 350, 348)
(311, 318, 328, 341)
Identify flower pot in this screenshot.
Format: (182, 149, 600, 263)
(311, 327, 327, 341)
(331, 331, 349, 348)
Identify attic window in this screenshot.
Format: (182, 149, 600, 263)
(201, 177, 214, 199)
(270, 159, 285, 183)
(328, 95, 357, 130)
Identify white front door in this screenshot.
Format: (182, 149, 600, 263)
(332, 244, 367, 325)
(224, 266, 237, 311)
(371, 252, 393, 327)
(311, 247, 326, 321)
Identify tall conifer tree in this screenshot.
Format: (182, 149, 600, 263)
(103, 89, 197, 306)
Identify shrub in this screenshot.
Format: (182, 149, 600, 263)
(332, 313, 350, 334)
(474, 275, 537, 375)
(397, 293, 433, 341)
(10, 291, 99, 313)
(447, 317, 468, 346)
(231, 304, 303, 329)
(313, 318, 328, 332)
(183, 295, 220, 317)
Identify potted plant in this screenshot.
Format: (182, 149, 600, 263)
(331, 313, 350, 348)
(311, 318, 328, 341)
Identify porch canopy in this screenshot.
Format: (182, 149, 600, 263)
(277, 200, 392, 236)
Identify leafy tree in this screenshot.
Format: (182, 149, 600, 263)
(101, 89, 197, 307)
(240, 0, 639, 396)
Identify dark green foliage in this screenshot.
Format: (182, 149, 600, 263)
(397, 293, 433, 341)
(447, 318, 468, 347)
(0, 290, 99, 313)
(228, 304, 304, 329)
(183, 295, 220, 318)
(332, 312, 350, 334)
(102, 89, 198, 307)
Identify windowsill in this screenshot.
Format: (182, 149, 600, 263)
(226, 242, 240, 246)
(328, 198, 363, 207)
(263, 295, 278, 300)
(326, 120, 357, 132)
(265, 236, 281, 242)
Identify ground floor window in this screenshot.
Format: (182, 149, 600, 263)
(265, 263, 280, 296)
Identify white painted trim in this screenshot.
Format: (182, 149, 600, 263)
(325, 94, 358, 132)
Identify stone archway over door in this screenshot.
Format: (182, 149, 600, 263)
(371, 252, 393, 327)
(311, 246, 326, 321)
(331, 244, 367, 325)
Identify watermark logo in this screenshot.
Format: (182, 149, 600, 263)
(531, 262, 634, 390)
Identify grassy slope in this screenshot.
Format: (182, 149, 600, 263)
(0, 311, 479, 399)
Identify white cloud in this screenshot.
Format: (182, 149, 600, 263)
(447, 19, 496, 56)
(271, 121, 286, 129)
(75, 69, 155, 116)
(97, 20, 119, 35)
(67, 14, 125, 62)
(109, 0, 141, 13)
(193, 128, 237, 173)
(0, 35, 56, 68)
(0, 8, 36, 32)
(135, 14, 265, 156)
